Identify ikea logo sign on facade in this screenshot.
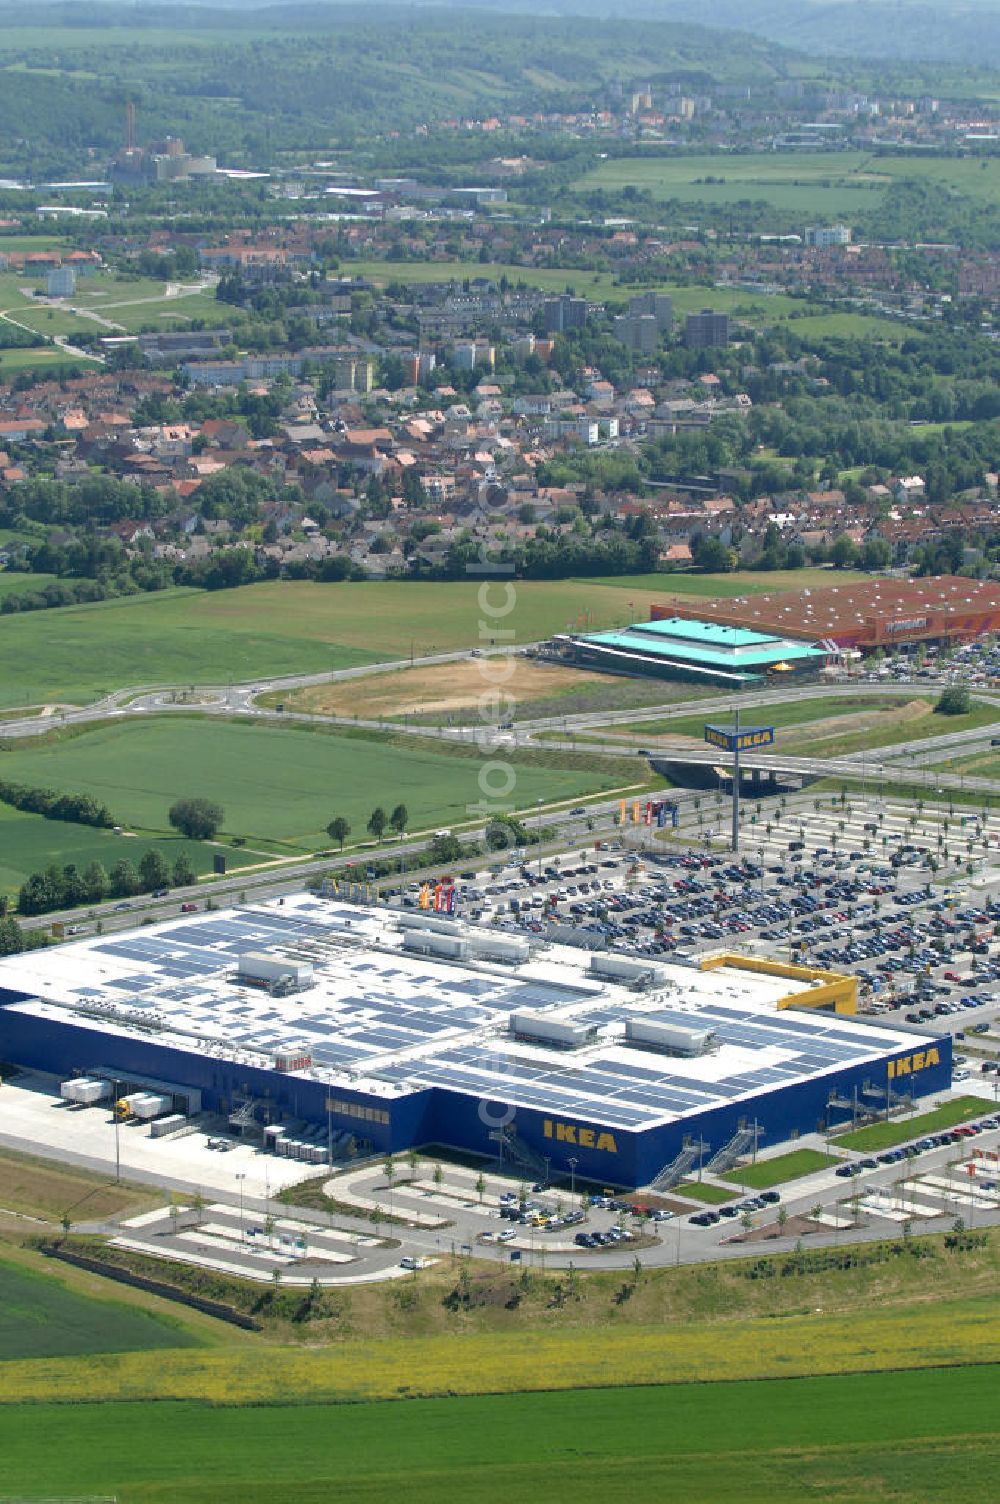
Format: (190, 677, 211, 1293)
(887, 1046, 941, 1081)
(543, 1119, 617, 1153)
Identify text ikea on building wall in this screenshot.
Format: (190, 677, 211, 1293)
(704, 724, 775, 753)
(887, 1046, 941, 1081)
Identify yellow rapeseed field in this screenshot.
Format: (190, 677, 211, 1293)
(2, 1296, 998, 1406)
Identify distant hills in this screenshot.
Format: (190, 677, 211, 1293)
(14, 0, 1000, 67)
(1, 0, 998, 183)
(0, 5, 806, 179)
(179, 0, 1000, 68)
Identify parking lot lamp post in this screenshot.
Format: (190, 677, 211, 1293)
(537, 798, 543, 876)
(113, 1078, 121, 1184)
(568, 1157, 578, 1198)
(236, 1172, 246, 1237)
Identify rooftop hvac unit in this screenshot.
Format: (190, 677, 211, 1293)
(625, 1017, 717, 1056)
(402, 930, 469, 960)
(237, 951, 314, 988)
(589, 953, 664, 989)
(468, 934, 530, 965)
(398, 913, 458, 936)
(509, 1010, 596, 1049)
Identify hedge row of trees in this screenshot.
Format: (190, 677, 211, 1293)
(322, 809, 537, 863)
(0, 912, 50, 957)
(0, 781, 113, 828)
(17, 851, 196, 917)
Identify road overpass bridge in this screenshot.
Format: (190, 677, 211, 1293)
(649, 752, 817, 793)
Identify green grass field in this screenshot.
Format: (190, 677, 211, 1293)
(780, 700, 1000, 759)
(68, 273, 193, 307)
(346, 257, 815, 318)
(587, 568, 864, 595)
(780, 310, 913, 342)
(0, 1368, 997, 1503)
(0, 270, 45, 305)
(939, 749, 1000, 780)
(0, 302, 97, 337)
(0, 234, 69, 252)
(0, 1257, 198, 1361)
(0, 1147, 155, 1224)
(720, 1148, 840, 1188)
(0, 575, 807, 710)
(569, 148, 1000, 237)
(600, 693, 997, 763)
(0, 570, 61, 597)
(832, 1096, 987, 1151)
(0, 802, 260, 898)
(348, 257, 629, 303)
(0, 718, 635, 857)
(606, 694, 906, 740)
(873, 152, 1000, 210)
(0, 267, 226, 338)
(0, 343, 96, 372)
(675, 1180, 737, 1203)
(575, 149, 887, 214)
(0, 585, 379, 708)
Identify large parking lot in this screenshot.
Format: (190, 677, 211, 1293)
(859, 636, 1000, 689)
(323, 1158, 673, 1259)
(383, 790, 1000, 1096)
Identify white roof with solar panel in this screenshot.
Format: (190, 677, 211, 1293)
(0, 895, 928, 1132)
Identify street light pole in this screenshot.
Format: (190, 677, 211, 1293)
(113, 1078, 121, 1185)
(568, 1156, 578, 1199)
(236, 1172, 246, 1237)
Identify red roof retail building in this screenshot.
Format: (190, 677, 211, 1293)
(652, 576, 1000, 651)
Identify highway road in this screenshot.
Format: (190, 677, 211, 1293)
(5, 656, 1000, 938)
(3, 653, 996, 776)
(17, 789, 658, 938)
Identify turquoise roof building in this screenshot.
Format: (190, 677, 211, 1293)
(569, 616, 827, 687)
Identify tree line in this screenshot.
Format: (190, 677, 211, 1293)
(17, 850, 197, 917)
(0, 780, 113, 828)
(325, 807, 538, 858)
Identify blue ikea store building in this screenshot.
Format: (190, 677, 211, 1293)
(0, 899, 953, 1189)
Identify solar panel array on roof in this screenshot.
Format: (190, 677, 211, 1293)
(0, 895, 927, 1136)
